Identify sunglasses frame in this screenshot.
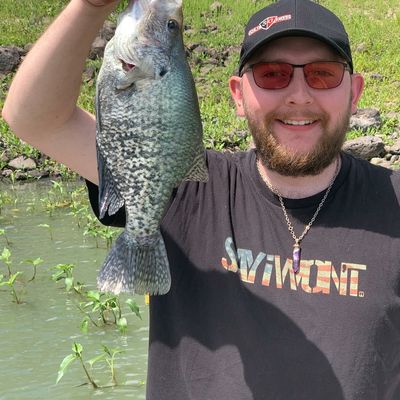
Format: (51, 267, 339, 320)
(240, 61, 351, 90)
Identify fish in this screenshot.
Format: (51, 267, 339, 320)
(95, 0, 208, 295)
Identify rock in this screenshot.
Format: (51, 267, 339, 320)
(89, 36, 108, 60)
(342, 136, 385, 160)
(0, 46, 22, 74)
(88, 21, 116, 60)
(210, 1, 223, 13)
(355, 43, 367, 53)
(350, 108, 381, 132)
(370, 73, 384, 81)
(100, 21, 116, 41)
(8, 156, 37, 170)
(82, 65, 96, 82)
(370, 157, 382, 165)
(386, 139, 400, 155)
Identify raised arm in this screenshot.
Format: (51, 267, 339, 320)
(2, 0, 120, 184)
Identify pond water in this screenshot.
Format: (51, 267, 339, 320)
(0, 180, 148, 399)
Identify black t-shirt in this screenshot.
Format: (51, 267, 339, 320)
(87, 149, 400, 400)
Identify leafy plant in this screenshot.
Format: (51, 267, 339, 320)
(0, 228, 11, 246)
(0, 271, 24, 304)
(0, 247, 13, 276)
(79, 291, 141, 333)
(83, 215, 119, 248)
(22, 257, 44, 281)
(51, 263, 75, 292)
(57, 342, 99, 388)
(88, 345, 124, 386)
(57, 342, 124, 388)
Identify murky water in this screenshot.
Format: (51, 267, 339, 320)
(0, 180, 148, 399)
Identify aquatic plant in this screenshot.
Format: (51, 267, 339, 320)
(57, 342, 99, 388)
(51, 263, 75, 292)
(57, 342, 124, 388)
(0, 228, 11, 246)
(0, 271, 23, 304)
(79, 291, 141, 333)
(83, 215, 119, 248)
(0, 247, 12, 276)
(88, 345, 124, 386)
(22, 257, 44, 281)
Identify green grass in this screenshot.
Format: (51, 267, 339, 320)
(1, 0, 400, 167)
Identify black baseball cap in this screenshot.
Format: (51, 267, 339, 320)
(238, 0, 353, 75)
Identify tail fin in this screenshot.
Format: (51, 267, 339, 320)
(97, 230, 171, 295)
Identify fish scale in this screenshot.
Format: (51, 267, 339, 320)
(95, 0, 208, 295)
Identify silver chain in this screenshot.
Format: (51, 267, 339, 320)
(256, 157, 340, 246)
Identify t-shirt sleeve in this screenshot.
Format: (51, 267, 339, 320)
(85, 179, 126, 227)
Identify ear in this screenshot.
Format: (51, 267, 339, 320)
(350, 73, 364, 114)
(229, 75, 245, 117)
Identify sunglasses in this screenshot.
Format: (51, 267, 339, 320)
(240, 61, 350, 90)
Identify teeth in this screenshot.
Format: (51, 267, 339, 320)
(282, 120, 315, 126)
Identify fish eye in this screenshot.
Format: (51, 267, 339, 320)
(167, 19, 179, 31)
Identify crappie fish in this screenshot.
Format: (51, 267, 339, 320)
(95, 0, 208, 295)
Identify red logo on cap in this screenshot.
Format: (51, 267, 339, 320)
(248, 14, 292, 36)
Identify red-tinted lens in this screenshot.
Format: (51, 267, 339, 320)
(252, 63, 293, 89)
(251, 62, 346, 90)
(303, 62, 345, 89)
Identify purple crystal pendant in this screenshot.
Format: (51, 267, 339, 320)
(293, 242, 301, 274)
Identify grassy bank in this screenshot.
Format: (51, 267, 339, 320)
(1, 0, 400, 176)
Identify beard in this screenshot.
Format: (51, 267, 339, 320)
(246, 98, 352, 176)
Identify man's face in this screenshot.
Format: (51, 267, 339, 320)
(230, 36, 364, 176)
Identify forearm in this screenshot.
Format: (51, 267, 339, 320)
(2, 0, 117, 136)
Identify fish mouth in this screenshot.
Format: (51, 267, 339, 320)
(120, 59, 136, 72)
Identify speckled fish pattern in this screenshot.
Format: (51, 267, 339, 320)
(95, 0, 208, 295)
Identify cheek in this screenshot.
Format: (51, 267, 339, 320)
(242, 85, 279, 118)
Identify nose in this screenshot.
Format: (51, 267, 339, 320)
(284, 68, 313, 106)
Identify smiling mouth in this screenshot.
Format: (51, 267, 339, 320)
(279, 119, 317, 126)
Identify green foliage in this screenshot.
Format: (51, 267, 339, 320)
(0, 268, 24, 304)
(57, 342, 99, 388)
(51, 263, 77, 292)
(83, 214, 119, 249)
(78, 290, 141, 333)
(22, 257, 44, 281)
(0, 247, 13, 276)
(57, 342, 124, 387)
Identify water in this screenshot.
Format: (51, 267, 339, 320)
(0, 180, 148, 399)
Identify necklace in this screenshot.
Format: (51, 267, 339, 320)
(256, 157, 340, 274)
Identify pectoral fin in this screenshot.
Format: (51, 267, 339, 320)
(97, 149, 125, 219)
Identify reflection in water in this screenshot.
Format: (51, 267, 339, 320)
(0, 180, 148, 400)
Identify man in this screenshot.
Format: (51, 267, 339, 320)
(3, 0, 400, 399)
